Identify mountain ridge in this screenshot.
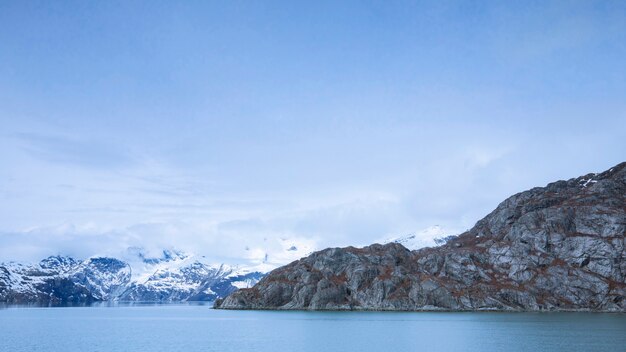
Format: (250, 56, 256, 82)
(0, 251, 267, 305)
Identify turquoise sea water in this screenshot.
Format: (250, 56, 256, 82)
(1, 304, 625, 352)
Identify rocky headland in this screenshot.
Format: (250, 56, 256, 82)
(216, 162, 626, 311)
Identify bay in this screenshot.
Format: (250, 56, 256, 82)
(1, 304, 625, 352)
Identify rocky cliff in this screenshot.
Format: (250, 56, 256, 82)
(216, 162, 626, 311)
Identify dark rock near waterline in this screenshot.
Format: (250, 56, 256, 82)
(216, 162, 626, 311)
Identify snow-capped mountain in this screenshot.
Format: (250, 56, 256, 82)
(381, 225, 451, 250)
(0, 249, 269, 305)
(116, 249, 266, 302)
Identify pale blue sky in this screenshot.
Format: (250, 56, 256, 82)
(1, 1, 625, 262)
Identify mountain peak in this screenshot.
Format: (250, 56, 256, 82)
(39, 255, 78, 271)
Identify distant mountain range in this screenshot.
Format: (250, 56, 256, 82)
(0, 249, 267, 305)
(216, 162, 626, 312)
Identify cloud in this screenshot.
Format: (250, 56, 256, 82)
(0, 191, 423, 263)
(0, 219, 319, 266)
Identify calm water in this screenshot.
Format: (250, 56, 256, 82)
(1, 304, 625, 352)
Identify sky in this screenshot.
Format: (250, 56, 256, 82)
(0, 1, 625, 264)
